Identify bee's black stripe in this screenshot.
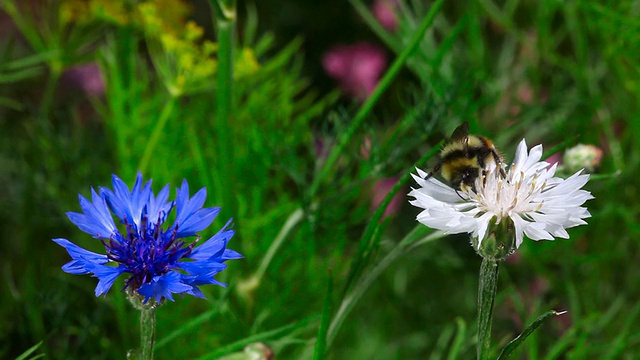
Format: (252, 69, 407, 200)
(441, 147, 491, 164)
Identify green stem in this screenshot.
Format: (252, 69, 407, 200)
(210, 0, 236, 213)
(327, 228, 443, 347)
(309, 0, 444, 196)
(138, 95, 177, 174)
(140, 307, 156, 360)
(41, 61, 62, 118)
(477, 257, 499, 360)
(253, 208, 305, 283)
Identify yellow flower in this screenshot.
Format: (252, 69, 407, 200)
(136, 0, 191, 36)
(235, 48, 260, 78)
(90, 0, 130, 25)
(60, 0, 92, 25)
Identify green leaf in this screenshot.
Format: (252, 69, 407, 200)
(313, 272, 333, 360)
(15, 341, 43, 360)
(447, 318, 467, 360)
(327, 227, 443, 348)
(196, 316, 319, 360)
(0, 96, 23, 110)
(497, 310, 567, 360)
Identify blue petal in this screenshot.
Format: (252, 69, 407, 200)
(66, 190, 117, 239)
(147, 184, 173, 224)
(183, 271, 227, 288)
(180, 261, 227, 276)
(189, 219, 237, 261)
(137, 272, 192, 303)
(172, 180, 219, 237)
(53, 238, 109, 274)
(53, 238, 125, 297)
(180, 270, 228, 299)
(101, 174, 133, 223)
(177, 207, 220, 237)
(92, 265, 126, 297)
(222, 249, 243, 260)
(129, 173, 150, 222)
(102, 172, 152, 229)
(183, 284, 206, 299)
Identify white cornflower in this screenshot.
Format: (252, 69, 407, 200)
(409, 139, 594, 259)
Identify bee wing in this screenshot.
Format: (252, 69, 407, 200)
(450, 122, 470, 153)
(450, 121, 469, 142)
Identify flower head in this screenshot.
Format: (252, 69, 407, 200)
(54, 173, 242, 304)
(563, 143, 603, 173)
(371, 177, 404, 219)
(372, 0, 398, 31)
(60, 63, 106, 97)
(409, 140, 593, 259)
(322, 42, 387, 101)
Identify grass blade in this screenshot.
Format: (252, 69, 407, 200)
(497, 310, 567, 360)
(313, 273, 333, 360)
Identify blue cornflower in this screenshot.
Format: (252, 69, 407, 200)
(54, 173, 242, 304)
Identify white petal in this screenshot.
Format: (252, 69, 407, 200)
(523, 221, 554, 241)
(408, 139, 593, 251)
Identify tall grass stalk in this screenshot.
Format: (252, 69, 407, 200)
(210, 0, 237, 214)
(138, 96, 177, 174)
(327, 228, 444, 347)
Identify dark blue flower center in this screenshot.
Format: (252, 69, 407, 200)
(101, 211, 198, 291)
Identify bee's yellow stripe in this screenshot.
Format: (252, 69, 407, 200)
(441, 158, 478, 182)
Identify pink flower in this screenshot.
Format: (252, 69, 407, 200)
(322, 43, 387, 101)
(60, 63, 105, 97)
(372, 0, 398, 31)
(371, 177, 403, 218)
(544, 152, 562, 170)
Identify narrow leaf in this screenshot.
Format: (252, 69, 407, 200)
(497, 310, 567, 360)
(447, 318, 468, 360)
(196, 316, 319, 360)
(15, 341, 43, 360)
(313, 273, 334, 360)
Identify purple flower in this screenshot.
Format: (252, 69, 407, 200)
(371, 177, 403, 219)
(54, 173, 241, 304)
(322, 43, 387, 101)
(60, 63, 105, 97)
(372, 0, 398, 31)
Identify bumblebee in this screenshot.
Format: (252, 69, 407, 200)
(426, 122, 506, 191)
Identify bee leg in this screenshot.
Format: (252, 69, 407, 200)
(487, 148, 507, 179)
(454, 189, 466, 200)
(425, 161, 442, 180)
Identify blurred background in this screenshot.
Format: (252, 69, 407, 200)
(0, 0, 638, 358)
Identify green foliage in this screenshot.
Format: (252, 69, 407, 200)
(0, 0, 639, 359)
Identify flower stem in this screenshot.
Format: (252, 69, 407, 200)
(477, 257, 499, 360)
(140, 307, 156, 360)
(254, 207, 305, 283)
(210, 0, 237, 214)
(138, 95, 177, 174)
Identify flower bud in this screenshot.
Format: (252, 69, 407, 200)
(563, 144, 603, 173)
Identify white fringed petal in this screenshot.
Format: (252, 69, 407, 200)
(409, 139, 594, 250)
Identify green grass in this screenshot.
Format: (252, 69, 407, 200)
(0, 0, 639, 359)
